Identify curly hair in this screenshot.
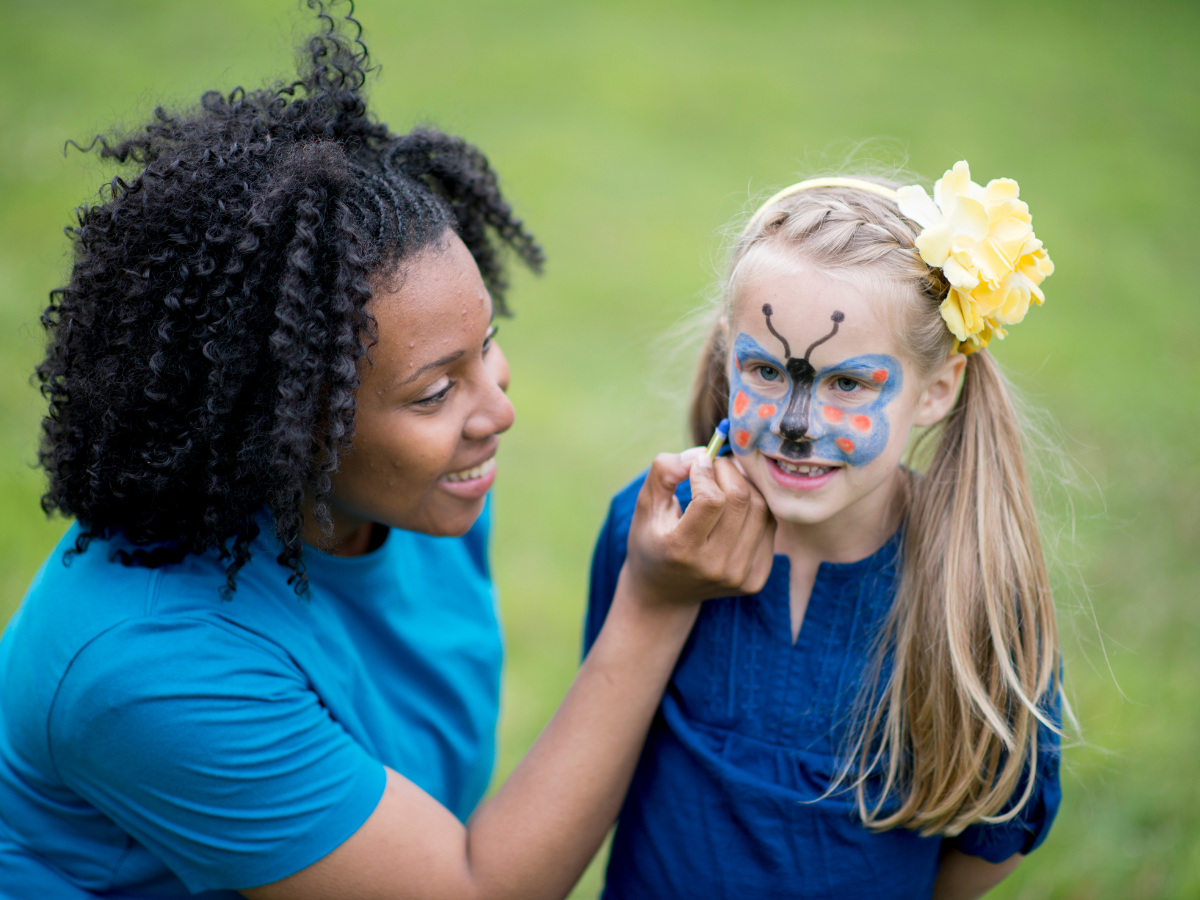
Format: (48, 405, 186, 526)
(37, 1, 543, 594)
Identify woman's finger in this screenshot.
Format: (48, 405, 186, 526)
(671, 454, 728, 548)
(707, 457, 774, 591)
(634, 452, 692, 528)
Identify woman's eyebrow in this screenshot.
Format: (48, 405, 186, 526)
(397, 350, 466, 386)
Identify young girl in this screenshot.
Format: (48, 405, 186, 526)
(585, 164, 1062, 899)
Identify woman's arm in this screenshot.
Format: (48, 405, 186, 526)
(243, 450, 775, 900)
(932, 849, 1023, 900)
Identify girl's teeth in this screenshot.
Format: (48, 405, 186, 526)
(442, 457, 496, 483)
(777, 460, 831, 476)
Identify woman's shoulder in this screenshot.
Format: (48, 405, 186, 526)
(2, 524, 303, 731)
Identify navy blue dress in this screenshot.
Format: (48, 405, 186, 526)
(584, 474, 1060, 900)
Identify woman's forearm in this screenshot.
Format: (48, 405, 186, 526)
(463, 575, 698, 898)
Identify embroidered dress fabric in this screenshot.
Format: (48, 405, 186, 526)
(0, 502, 502, 899)
(584, 475, 1060, 900)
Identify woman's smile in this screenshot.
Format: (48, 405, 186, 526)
(438, 455, 498, 499)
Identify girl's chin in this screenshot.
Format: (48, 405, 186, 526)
(764, 455, 840, 492)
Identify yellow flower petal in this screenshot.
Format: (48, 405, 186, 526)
(969, 282, 1004, 317)
(948, 197, 990, 243)
(942, 256, 979, 290)
(995, 274, 1032, 324)
(983, 178, 1019, 201)
(914, 222, 955, 267)
(990, 217, 1031, 245)
(939, 292, 970, 341)
(896, 185, 942, 231)
(964, 238, 1011, 285)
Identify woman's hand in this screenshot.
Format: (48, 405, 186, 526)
(622, 449, 776, 609)
(243, 449, 775, 900)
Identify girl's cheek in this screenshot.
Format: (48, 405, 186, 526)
(727, 384, 779, 454)
(819, 403, 890, 467)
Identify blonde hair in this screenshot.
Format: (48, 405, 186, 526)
(689, 178, 1061, 836)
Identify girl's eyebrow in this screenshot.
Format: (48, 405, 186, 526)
(826, 361, 878, 373)
(815, 356, 897, 377)
(731, 332, 785, 366)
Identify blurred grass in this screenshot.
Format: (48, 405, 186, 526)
(1, 0, 1197, 896)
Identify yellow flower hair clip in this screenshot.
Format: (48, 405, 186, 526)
(747, 161, 1054, 354)
(896, 161, 1053, 354)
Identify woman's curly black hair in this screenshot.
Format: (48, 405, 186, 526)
(37, 1, 543, 594)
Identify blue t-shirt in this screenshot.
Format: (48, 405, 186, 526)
(584, 475, 1061, 900)
(0, 505, 503, 898)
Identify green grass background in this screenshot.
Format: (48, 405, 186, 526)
(1, 0, 1197, 896)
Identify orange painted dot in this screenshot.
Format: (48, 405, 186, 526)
(852, 415, 871, 431)
(757, 404, 776, 418)
(872, 369, 889, 383)
(822, 406, 844, 423)
(735, 357, 742, 371)
(735, 429, 750, 448)
(836, 437, 856, 453)
(733, 391, 750, 416)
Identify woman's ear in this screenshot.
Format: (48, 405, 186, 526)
(913, 352, 967, 427)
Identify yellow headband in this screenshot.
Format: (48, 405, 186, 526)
(745, 177, 898, 235)
(740, 163, 1054, 354)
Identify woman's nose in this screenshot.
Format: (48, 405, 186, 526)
(464, 343, 514, 440)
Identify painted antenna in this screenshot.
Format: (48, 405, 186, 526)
(761, 304, 844, 363)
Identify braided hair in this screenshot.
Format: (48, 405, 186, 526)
(37, 2, 543, 594)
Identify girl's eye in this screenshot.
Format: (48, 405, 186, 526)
(834, 377, 860, 392)
(482, 325, 499, 353)
(414, 381, 453, 407)
(758, 365, 781, 382)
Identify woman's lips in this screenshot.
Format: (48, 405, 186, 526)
(765, 455, 839, 491)
(437, 456, 497, 500)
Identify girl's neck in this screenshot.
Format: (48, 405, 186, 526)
(772, 465, 906, 568)
(773, 466, 906, 643)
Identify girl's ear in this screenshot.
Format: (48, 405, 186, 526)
(913, 352, 967, 427)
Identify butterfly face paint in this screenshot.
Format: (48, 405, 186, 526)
(727, 304, 903, 468)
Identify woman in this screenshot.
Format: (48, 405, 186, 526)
(0, 10, 775, 899)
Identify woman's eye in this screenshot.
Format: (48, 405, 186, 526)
(834, 377, 860, 392)
(414, 381, 453, 407)
(482, 325, 499, 353)
(758, 365, 781, 382)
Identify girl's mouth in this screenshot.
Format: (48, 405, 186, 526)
(438, 456, 497, 499)
(766, 455, 839, 491)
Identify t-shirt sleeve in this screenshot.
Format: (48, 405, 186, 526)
(950, 700, 1063, 863)
(47, 617, 386, 893)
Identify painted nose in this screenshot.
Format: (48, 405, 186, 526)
(777, 358, 817, 443)
(778, 397, 810, 443)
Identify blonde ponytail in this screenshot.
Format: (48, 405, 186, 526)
(689, 178, 1062, 836)
(848, 349, 1060, 835)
